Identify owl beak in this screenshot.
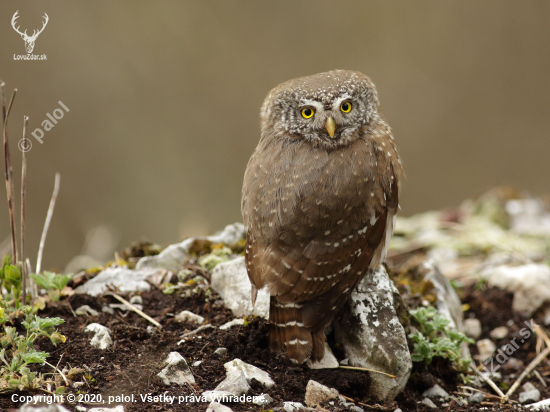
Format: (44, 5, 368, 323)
(325, 116, 336, 138)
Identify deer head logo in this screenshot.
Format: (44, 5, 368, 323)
(11, 11, 49, 54)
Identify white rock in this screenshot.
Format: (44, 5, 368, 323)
(88, 407, 125, 412)
(75, 267, 155, 296)
(175, 310, 205, 325)
(18, 404, 71, 412)
(283, 402, 305, 412)
(219, 318, 246, 330)
(305, 380, 339, 407)
(157, 352, 195, 385)
(506, 198, 550, 236)
(202, 391, 235, 402)
(102, 306, 115, 314)
(422, 384, 450, 400)
(520, 382, 541, 404)
(482, 264, 550, 316)
(211, 257, 270, 318)
(526, 398, 550, 410)
(476, 339, 496, 362)
(206, 403, 233, 412)
(253, 393, 273, 405)
(224, 359, 275, 388)
(75, 305, 99, 316)
(84, 323, 112, 350)
(333, 267, 412, 402)
(214, 369, 250, 396)
(490, 326, 508, 340)
(307, 342, 339, 369)
(463, 318, 482, 339)
(421, 398, 437, 408)
(214, 347, 227, 356)
(137, 223, 245, 272)
(129, 295, 142, 305)
(193, 360, 202, 367)
(340, 358, 349, 366)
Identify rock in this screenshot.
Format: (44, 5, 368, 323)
(136, 223, 245, 272)
(307, 343, 339, 369)
(253, 394, 273, 405)
(84, 323, 112, 350)
(350, 406, 364, 412)
(193, 360, 202, 367)
(340, 358, 349, 365)
(75, 305, 99, 316)
(129, 295, 142, 305)
(504, 357, 523, 371)
(468, 392, 485, 403)
(211, 257, 270, 318)
(206, 403, 233, 412)
(482, 264, 550, 316)
(202, 391, 236, 403)
(506, 198, 550, 236)
(520, 382, 541, 404)
(422, 384, 450, 400)
(18, 405, 71, 412)
(214, 369, 250, 396)
(526, 398, 550, 410)
(463, 318, 482, 339)
(490, 326, 509, 340)
(219, 318, 246, 330)
(283, 402, 305, 412)
(333, 267, 412, 402)
(102, 306, 115, 314)
(224, 359, 275, 388)
(305, 380, 339, 407)
(476, 339, 496, 362)
(214, 347, 228, 356)
(75, 267, 154, 296)
(157, 352, 195, 385)
(174, 310, 205, 325)
(421, 398, 437, 408)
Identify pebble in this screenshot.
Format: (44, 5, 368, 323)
(75, 305, 99, 317)
(304, 380, 339, 407)
(219, 318, 246, 330)
(422, 384, 450, 400)
(84, 323, 113, 350)
(206, 402, 233, 412)
(476, 339, 496, 362)
(490, 326, 509, 340)
(253, 393, 273, 405)
(421, 398, 437, 408)
(157, 352, 195, 385)
(192, 360, 202, 367)
(214, 347, 227, 356)
(174, 310, 205, 325)
(102, 306, 115, 315)
(519, 382, 541, 404)
(463, 318, 482, 339)
(129, 295, 142, 305)
(283, 402, 305, 412)
(468, 392, 485, 403)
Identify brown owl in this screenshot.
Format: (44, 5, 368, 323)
(241, 70, 403, 364)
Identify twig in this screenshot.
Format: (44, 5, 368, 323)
(504, 347, 550, 401)
(338, 365, 396, 378)
(3, 89, 18, 262)
(534, 369, 547, 388)
(107, 292, 162, 328)
(45, 354, 68, 387)
(36, 172, 60, 275)
(180, 324, 215, 339)
(21, 116, 28, 304)
(470, 364, 506, 399)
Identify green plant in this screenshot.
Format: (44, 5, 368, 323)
(29, 271, 72, 302)
(409, 307, 474, 373)
(0, 306, 66, 392)
(0, 255, 24, 310)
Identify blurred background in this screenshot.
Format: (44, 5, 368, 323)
(0, 1, 549, 271)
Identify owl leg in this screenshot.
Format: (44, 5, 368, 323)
(251, 284, 258, 306)
(269, 297, 313, 364)
(310, 329, 326, 362)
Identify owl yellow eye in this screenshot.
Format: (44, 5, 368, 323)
(340, 101, 352, 113)
(301, 107, 315, 119)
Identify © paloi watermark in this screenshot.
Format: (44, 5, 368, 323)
(19, 101, 69, 152)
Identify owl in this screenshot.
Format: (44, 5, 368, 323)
(241, 70, 403, 364)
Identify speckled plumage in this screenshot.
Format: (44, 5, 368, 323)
(242, 70, 404, 364)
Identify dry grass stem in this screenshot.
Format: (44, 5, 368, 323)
(36, 172, 60, 275)
(107, 292, 162, 328)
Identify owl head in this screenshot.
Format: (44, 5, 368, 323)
(260, 70, 381, 149)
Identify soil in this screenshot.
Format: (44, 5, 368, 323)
(1, 266, 549, 411)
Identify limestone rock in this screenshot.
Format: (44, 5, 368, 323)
(18, 405, 71, 412)
(219, 318, 246, 330)
(421, 398, 437, 408)
(463, 318, 482, 339)
(307, 342, 339, 369)
(482, 264, 550, 316)
(283, 402, 305, 412)
(253, 394, 273, 405)
(206, 403, 233, 412)
(476, 339, 496, 362)
(214, 369, 250, 396)
(422, 384, 450, 400)
(175, 310, 205, 325)
(157, 352, 195, 385)
(84, 323, 112, 350)
(305, 380, 339, 407)
(333, 267, 412, 402)
(490, 326, 508, 340)
(520, 382, 541, 404)
(75, 305, 99, 317)
(211, 257, 270, 318)
(136, 223, 245, 272)
(224, 359, 274, 388)
(75, 267, 153, 296)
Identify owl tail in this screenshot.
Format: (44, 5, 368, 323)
(269, 297, 325, 363)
